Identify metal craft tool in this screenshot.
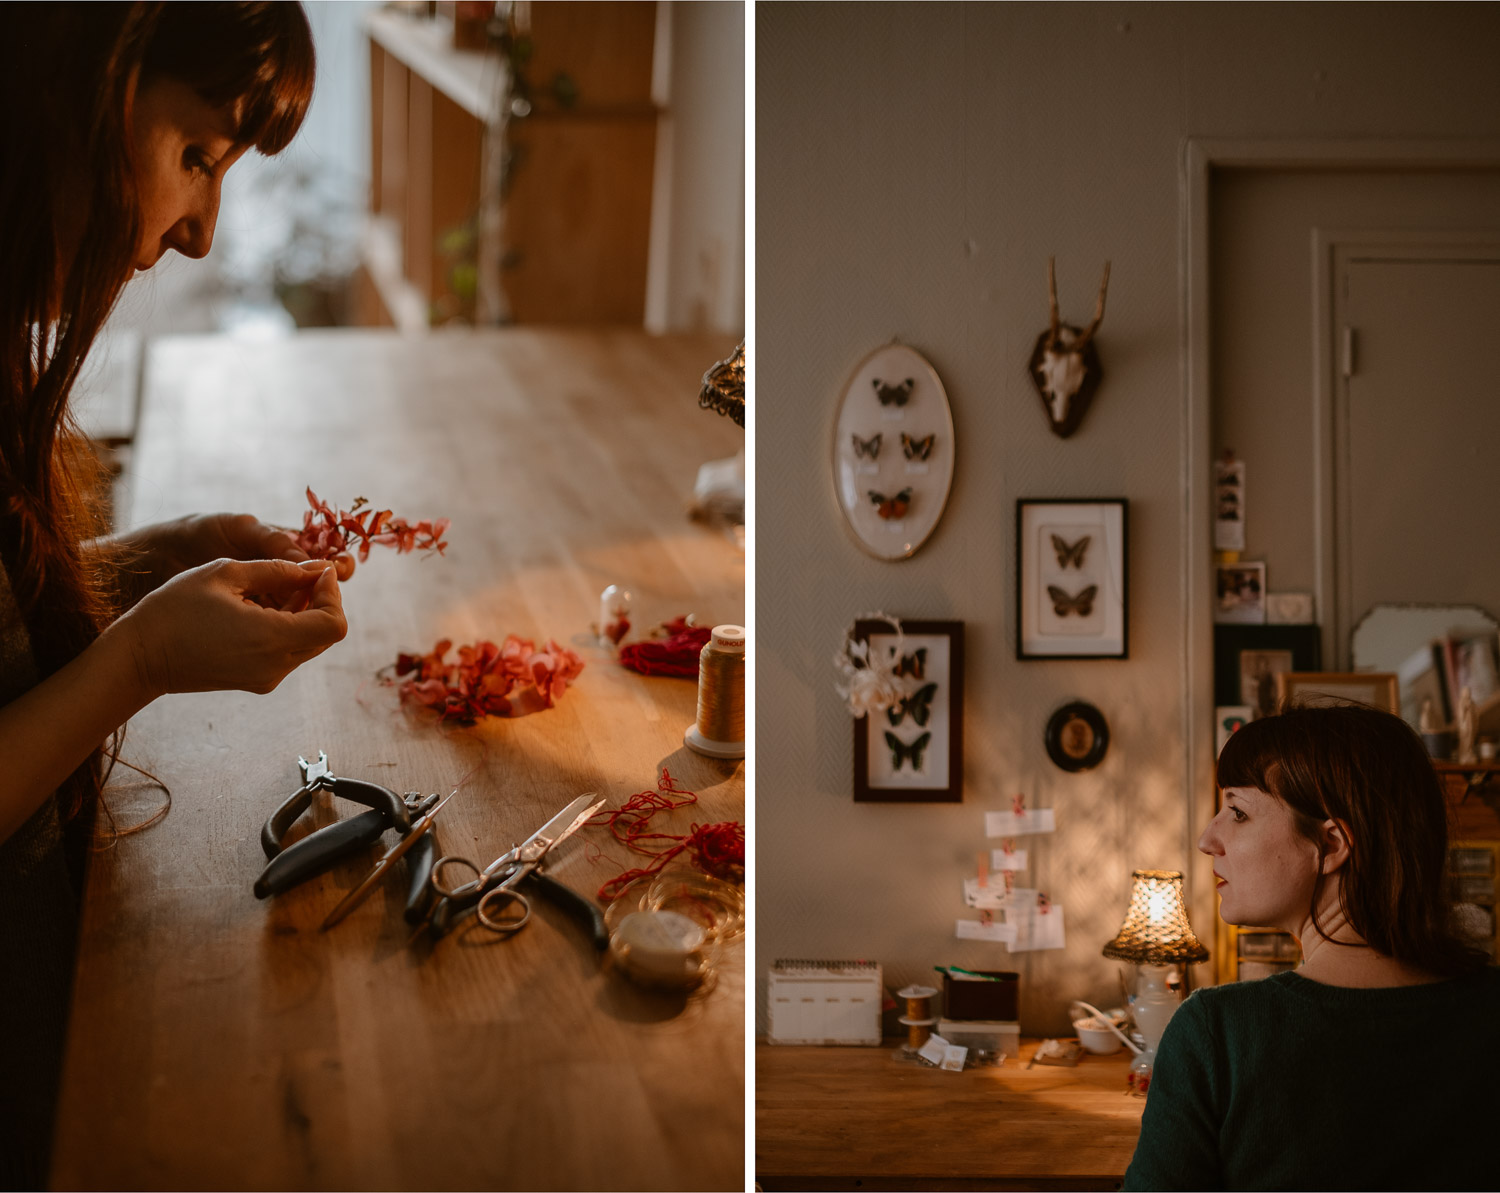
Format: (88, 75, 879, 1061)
(427, 793, 609, 947)
(321, 789, 456, 930)
(261, 751, 413, 858)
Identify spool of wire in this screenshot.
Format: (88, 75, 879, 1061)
(684, 624, 745, 759)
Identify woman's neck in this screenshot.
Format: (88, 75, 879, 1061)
(1293, 904, 1443, 988)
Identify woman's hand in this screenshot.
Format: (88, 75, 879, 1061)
(104, 513, 356, 602)
(110, 558, 349, 697)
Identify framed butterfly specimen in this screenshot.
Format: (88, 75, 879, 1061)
(1017, 499, 1128, 659)
(853, 618, 964, 802)
(832, 343, 955, 561)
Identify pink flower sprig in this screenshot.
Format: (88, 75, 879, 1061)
(388, 636, 585, 723)
(294, 488, 449, 563)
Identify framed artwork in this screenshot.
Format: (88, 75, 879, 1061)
(1276, 671, 1399, 714)
(1213, 625, 1322, 719)
(1215, 705, 1252, 756)
(1044, 701, 1110, 772)
(1016, 499, 1128, 659)
(853, 619, 964, 802)
(1215, 561, 1267, 625)
(831, 344, 956, 561)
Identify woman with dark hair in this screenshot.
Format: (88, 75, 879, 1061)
(0, 5, 343, 1184)
(1124, 703, 1499, 1191)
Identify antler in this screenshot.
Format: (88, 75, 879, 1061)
(1071, 261, 1111, 351)
(1045, 257, 1061, 350)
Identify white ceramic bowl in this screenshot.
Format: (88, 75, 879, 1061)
(1074, 1017, 1124, 1055)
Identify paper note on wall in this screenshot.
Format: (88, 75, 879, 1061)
(985, 808, 1056, 838)
(955, 918, 1018, 943)
(962, 878, 1008, 909)
(1009, 903, 1067, 952)
(990, 847, 1029, 871)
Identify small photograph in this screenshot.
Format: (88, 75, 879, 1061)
(1240, 652, 1294, 718)
(1215, 705, 1253, 755)
(1215, 562, 1266, 624)
(1213, 455, 1245, 551)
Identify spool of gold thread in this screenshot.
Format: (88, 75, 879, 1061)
(897, 984, 938, 1051)
(684, 624, 745, 759)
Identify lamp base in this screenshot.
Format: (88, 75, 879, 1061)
(1127, 964, 1179, 1095)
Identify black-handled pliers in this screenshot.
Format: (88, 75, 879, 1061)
(254, 752, 434, 906)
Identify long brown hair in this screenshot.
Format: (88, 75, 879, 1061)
(1217, 703, 1489, 978)
(0, 5, 314, 850)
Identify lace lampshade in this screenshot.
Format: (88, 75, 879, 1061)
(1102, 869, 1209, 965)
(698, 340, 745, 427)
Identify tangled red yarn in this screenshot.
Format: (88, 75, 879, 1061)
(295, 488, 449, 562)
(617, 616, 712, 678)
(387, 636, 584, 723)
(587, 769, 745, 902)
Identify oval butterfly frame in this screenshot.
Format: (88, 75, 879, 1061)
(1044, 701, 1109, 772)
(831, 343, 956, 561)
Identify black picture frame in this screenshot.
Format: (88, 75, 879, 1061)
(853, 619, 964, 803)
(1016, 499, 1129, 659)
(1044, 701, 1110, 772)
(1212, 624, 1323, 712)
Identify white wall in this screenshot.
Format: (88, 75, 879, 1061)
(755, 2, 1500, 1035)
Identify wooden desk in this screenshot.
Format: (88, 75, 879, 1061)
(756, 1042, 1142, 1192)
(50, 329, 745, 1191)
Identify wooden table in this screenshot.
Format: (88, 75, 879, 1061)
(756, 1042, 1143, 1192)
(50, 330, 745, 1191)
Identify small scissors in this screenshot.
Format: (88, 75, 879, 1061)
(427, 792, 608, 946)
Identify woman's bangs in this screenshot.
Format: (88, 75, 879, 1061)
(1215, 715, 1280, 794)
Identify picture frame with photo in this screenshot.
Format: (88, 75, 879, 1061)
(1213, 625, 1323, 720)
(1215, 561, 1267, 625)
(853, 619, 964, 802)
(1276, 671, 1399, 714)
(1016, 499, 1128, 659)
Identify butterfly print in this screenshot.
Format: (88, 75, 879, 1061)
(868, 487, 912, 520)
(887, 682, 938, 728)
(885, 730, 932, 772)
(872, 377, 915, 407)
(893, 648, 927, 679)
(901, 432, 935, 461)
(1050, 534, 1090, 569)
(852, 432, 882, 460)
(1047, 584, 1098, 617)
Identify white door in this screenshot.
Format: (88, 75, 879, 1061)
(1334, 248, 1500, 658)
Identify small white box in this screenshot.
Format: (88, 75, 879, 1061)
(768, 960, 883, 1045)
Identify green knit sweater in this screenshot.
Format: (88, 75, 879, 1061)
(1123, 967, 1500, 1191)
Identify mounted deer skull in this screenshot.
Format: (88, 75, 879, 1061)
(1027, 257, 1110, 438)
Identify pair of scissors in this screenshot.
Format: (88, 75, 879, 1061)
(426, 792, 609, 948)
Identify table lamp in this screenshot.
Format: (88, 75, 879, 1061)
(1102, 868, 1209, 1092)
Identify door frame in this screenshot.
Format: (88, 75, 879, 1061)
(1178, 139, 1500, 934)
(1318, 231, 1500, 669)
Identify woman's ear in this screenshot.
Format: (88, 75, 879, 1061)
(1319, 818, 1353, 874)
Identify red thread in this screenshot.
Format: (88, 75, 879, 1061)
(295, 488, 449, 563)
(617, 617, 712, 678)
(586, 769, 745, 902)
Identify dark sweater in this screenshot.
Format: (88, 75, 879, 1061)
(0, 561, 78, 1191)
(1123, 967, 1500, 1191)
